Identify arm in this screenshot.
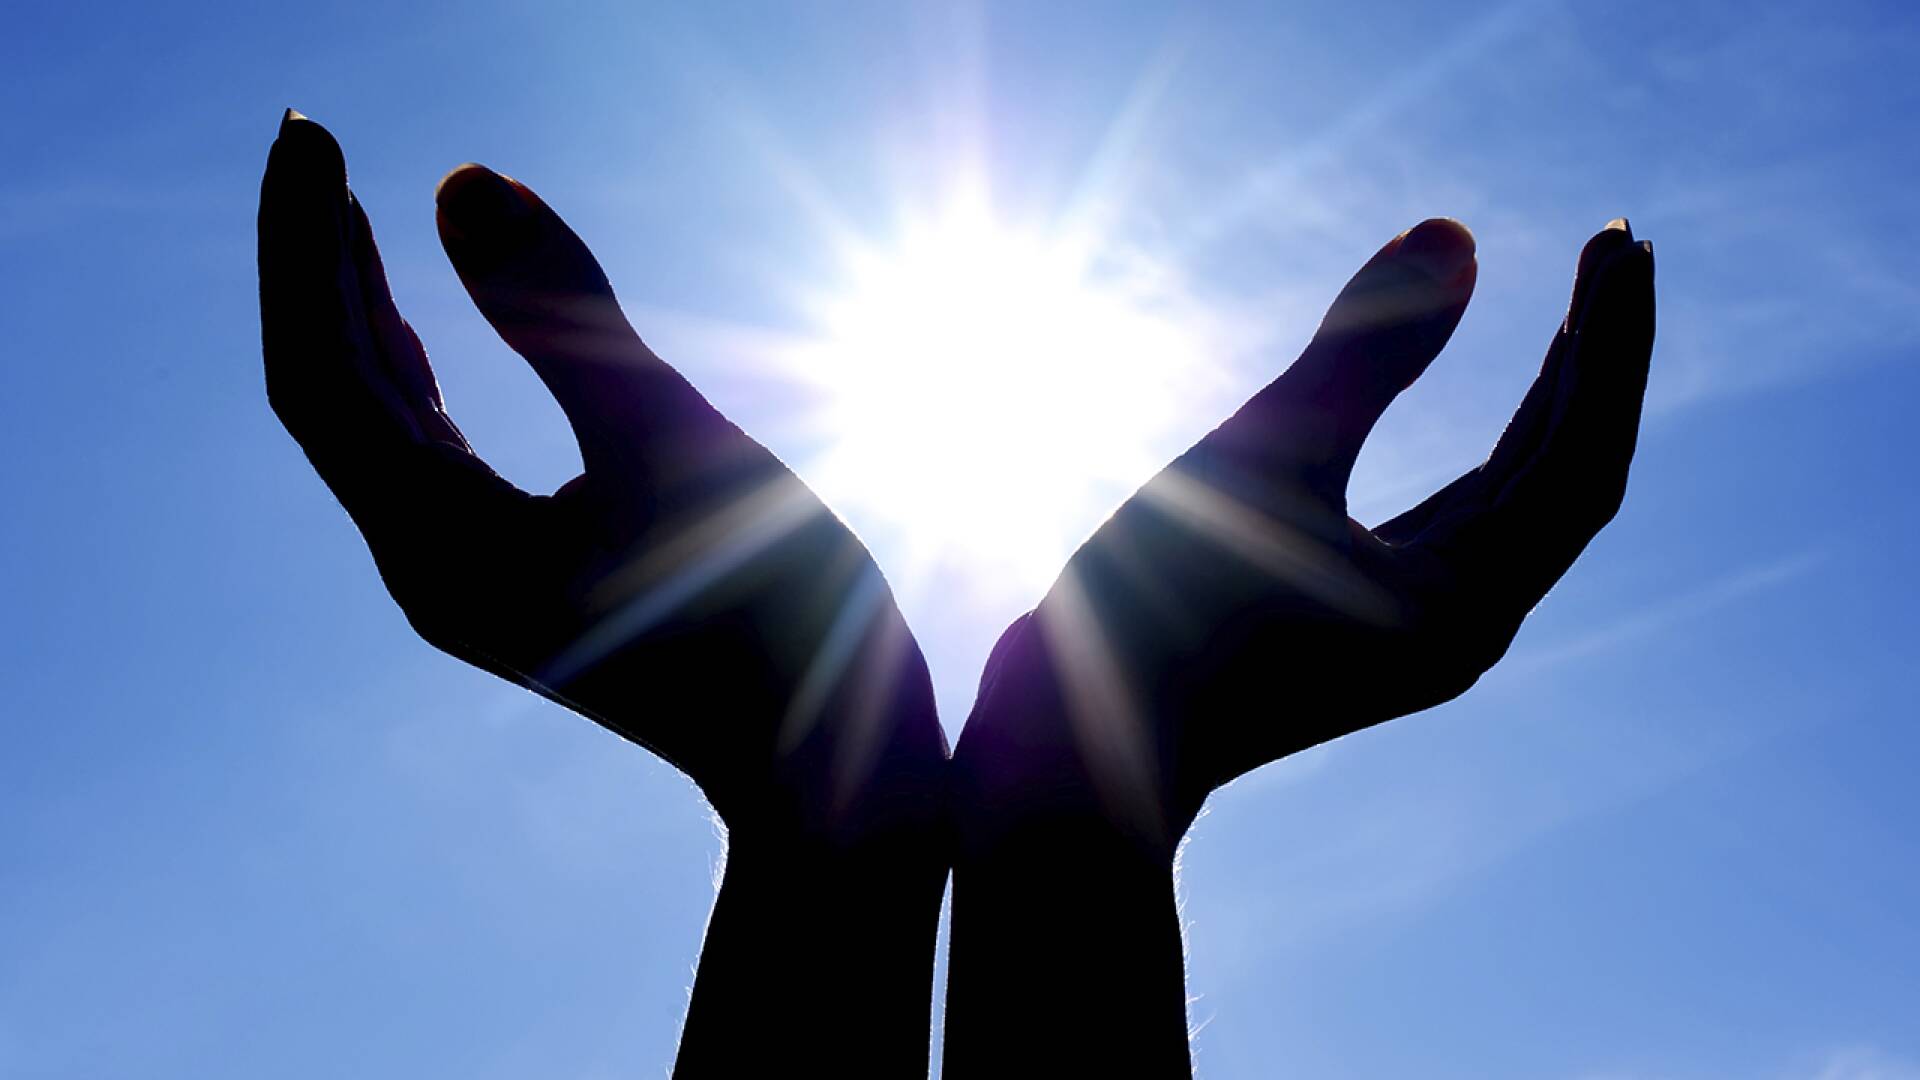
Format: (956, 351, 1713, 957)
(944, 219, 1656, 1075)
(681, 825, 947, 1073)
(259, 112, 949, 1077)
(944, 613, 1193, 1076)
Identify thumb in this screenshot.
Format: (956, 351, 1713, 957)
(1221, 218, 1477, 505)
(434, 164, 716, 480)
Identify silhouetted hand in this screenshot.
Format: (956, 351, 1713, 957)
(962, 216, 1652, 850)
(260, 112, 945, 844)
(261, 112, 948, 1074)
(944, 218, 1655, 1076)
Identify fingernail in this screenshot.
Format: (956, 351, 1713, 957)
(436, 165, 536, 252)
(272, 109, 347, 205)
(1397, 218, 1476, 286)
(1605, 217, 1631, 236)
(1593, 230, 1651, 278)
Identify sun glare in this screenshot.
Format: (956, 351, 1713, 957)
(786, 193, 1231, 599)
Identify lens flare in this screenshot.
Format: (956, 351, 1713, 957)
(788, 191, 1231, 600)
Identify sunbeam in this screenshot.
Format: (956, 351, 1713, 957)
(541, 476, 824, 686)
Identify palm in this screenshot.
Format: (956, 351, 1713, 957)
(959, 218, 1654, 849)
(261, 114, 943, 840)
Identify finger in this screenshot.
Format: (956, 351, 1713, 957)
(434, 165, 725, 483)
(1213, 218, 1478, 505)
(1372, 466, 1482, 546)
(343, 186, 525, 532)
(260, 110, 424, 506)
(262, 111, 520, 548)
(1372, 219, 1642, 547)
(344, 190, 472, 452)
(1430, 228, 1655, 607)
(1480, 219, 1643, 486)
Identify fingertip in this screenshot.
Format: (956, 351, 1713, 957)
(435, 163, 535, 210)
(1574, 220, 1642, 293)
(435, 164, 540, 253)
(1395, 218, 1477, 289)
(1603, 231, 1656, 283)
(260, 111, 348, 262)
(435, 162, 498, 204)
(430, 162, 629, 371)
(269, 109, 347, 188)
(1578, 239, 1654, 326)
(1408, 217, 1476, 249)
(1573, 227, 1657, 370)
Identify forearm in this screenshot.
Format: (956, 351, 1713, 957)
(944, 819, 1191, 1077)
(674, 829, 948, 1078)
(941, 613, 1195, 1076)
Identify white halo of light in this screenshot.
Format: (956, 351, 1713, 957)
(782, 186, 1238, 602)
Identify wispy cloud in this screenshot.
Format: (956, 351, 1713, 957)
(1812, 1046, 1920, 1080)
(1504, 548, 1828, 676)
(1633, 12, 1920, 413)
(1646, 174, 1920, 416)
(1182, 551, 1828, 979)
(0, 178, 177, 240)
(1572, 1044, 1920, 1080)
(1181, 0, 1553, 253)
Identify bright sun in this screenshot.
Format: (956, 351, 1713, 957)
(785, 192, 1233, 599)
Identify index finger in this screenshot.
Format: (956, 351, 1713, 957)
(1425, 228, 1656, 609)
(260, 111, 424, 501)
(261, 111, 513, 535)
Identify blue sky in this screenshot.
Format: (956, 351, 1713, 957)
(4, 1, 1918, 1076)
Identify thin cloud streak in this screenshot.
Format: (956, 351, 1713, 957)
(1180, 0, 1548, 253)
(1504, 549, 1827, 677)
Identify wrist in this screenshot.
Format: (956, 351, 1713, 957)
(952, 612, 1188, 867)
(945, 815, 1191, 1076)
(942, 613, 1195, 1076)
(673, 689, 951, 1077)
(675, 810, 948, 1076)
(717, 818, 949, 912)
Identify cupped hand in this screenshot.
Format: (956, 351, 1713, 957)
(955, 217, 1655, 853)
(260, 112, 945, 845)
